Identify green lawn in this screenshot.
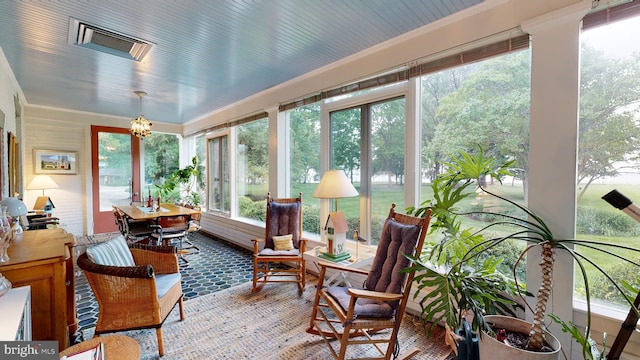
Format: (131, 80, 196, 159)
(289, 181, 640, 298)
(293, 183, 406, 216)
(238, 178, 638, 306)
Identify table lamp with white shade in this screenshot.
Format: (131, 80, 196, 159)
(312, 170, 358, 258)
(27, 175, 59, 196)
(313, 170, 358, 211)
(0, 197, 28, 234)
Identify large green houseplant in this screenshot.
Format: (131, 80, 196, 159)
(407, 148, 640, 359)
(155, 156, 204, 206)
(404, 153, 523, 343)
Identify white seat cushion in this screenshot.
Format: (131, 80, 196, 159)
(155, 273, 182, 298)
(259, 248, 300, 256)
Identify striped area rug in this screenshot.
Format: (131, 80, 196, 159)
(83, 279, 453, 359)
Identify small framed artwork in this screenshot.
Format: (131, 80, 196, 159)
(33, 149, 78, 175)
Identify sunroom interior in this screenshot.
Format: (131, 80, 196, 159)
(1, 0, 640, 358)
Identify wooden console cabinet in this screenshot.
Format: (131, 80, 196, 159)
(0, 228, 76, 350)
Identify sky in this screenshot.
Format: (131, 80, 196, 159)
(581, 16, 640, 183)
(581, 16, 640, 59)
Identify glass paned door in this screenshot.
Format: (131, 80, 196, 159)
(91, 126, 141, 233)
(208, 135, 230, 213)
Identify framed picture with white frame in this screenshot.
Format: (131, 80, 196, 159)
(33, 149, 78, 175)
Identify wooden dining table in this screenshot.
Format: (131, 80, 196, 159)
(116, 203, 201, 221)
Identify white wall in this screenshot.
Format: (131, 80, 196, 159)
(0, 48, 25, 198)
(23, 119, 85, 235)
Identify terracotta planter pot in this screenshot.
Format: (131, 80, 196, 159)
(479, 315, 560, 360)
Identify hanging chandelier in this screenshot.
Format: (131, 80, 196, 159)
(130, 90, 152, 139)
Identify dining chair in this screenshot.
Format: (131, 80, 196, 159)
(307, 204, 432, 360)
(183, 204, 201, 255)
(150, 215, 191, 264)
(112, 206, 154, 243)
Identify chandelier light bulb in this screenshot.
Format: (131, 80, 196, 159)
(130, 91, 152, 139)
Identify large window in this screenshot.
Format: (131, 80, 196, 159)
(143, 132, 179, 188)
(330, 106, 362, 239)
(370, 98, 406, 239)
(236, 118, 269, 221)
(288, 103, 321, 234)
(328, 95, 406, 244)
(576, 16, 640, 309)
(420, 49, 532, 281)
(208, 134, 229, 213)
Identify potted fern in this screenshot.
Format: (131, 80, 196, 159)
(407, 148, 640, 359)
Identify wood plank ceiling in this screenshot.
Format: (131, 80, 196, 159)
(0, 1, 483, 124)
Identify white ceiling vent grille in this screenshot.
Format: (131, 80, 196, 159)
(68, 18, 153, 61)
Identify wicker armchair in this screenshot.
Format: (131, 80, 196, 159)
(77, 242, 185, 357)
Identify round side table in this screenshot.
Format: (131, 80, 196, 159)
(59, 335, 141, 360)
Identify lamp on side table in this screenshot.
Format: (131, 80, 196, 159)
(312, 170, 358, 260)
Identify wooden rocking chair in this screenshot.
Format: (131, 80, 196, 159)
(307, 204, 431, 360)
(252, 192, 307, 292)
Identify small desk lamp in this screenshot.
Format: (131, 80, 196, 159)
(0, 197, 28, 234)
(313, 170, 358, 256)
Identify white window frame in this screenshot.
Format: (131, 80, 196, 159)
(320, 82, 416, 242)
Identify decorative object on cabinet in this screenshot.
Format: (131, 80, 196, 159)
(32, 196, 56, 213)
(0, 214, 11, 263)
(1, 197, 28, 234)
(0, 272, 11, 296)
